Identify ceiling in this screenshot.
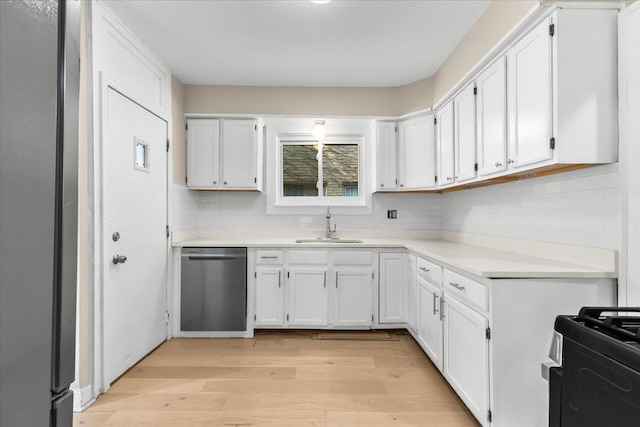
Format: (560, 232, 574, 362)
(103, 0, 490, 87)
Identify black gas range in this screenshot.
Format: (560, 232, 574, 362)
(548, 307, 640, 427)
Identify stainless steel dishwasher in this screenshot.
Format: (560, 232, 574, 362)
(180, 247, 247, 331)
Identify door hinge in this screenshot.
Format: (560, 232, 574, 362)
(394, 126, 397, 132)
(372, 272, 374, 279)
(435, 175, 438, 183)
(287, 314, 289, 321)
(487, 410, 492, 422)
(255, 124, 257, 131)
(185, 123, 188, 130)
(486, 327, 491, 340)
(166, 139, 170, 152)
(473, 86, 478, 96)
(395, 178, 398, 185)
(165, 311, 170, 325)
(474, 163, 478, 172)
(372, 314, 374, 322)
(549, 23, 555, 37)
(254, 271, 257, 278)
(254, 314, 257, 321)
(254, 177, 257, 184)
(434, 117, 437, 125)
(166, 225, 170, 238)
(287, 271, 290, 278)
(550, 137, 556, 150)
(185, 175, 188, 184)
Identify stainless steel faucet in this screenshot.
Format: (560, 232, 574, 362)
(325, 205, 336, 238)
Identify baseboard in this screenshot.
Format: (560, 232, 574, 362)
(72, 384, 95, 412)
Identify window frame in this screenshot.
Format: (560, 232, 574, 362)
(276, 134, 366, 207)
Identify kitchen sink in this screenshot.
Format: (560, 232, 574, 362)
(295, 238, 363, 244)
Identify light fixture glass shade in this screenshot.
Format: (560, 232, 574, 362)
(312, 120, 326, 139)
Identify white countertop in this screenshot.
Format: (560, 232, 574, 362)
(172, 229, 616, 280)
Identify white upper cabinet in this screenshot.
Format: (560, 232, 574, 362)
(398, 114, 436, 189)
(186, 118, 263, 191)
(454, 83, 477, 183)
(375, 121, 398, 191)
(186, 119, 220, 188)
(436, 101, 455, 187)
(476, 57, 507, 177)
(221, 119, 260, 189)
(507, 17, 553, 168)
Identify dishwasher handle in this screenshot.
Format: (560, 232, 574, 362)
(185, 255, 241, 261)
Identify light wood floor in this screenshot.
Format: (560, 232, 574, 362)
(74, 330, 479, 427)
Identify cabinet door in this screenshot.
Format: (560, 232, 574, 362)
(187, 119, 220, 188)
(221, 119, 257, 189)
(476, 57, 507, 177)
(437, 101, 455, 186)
(288, 268, 328, 327)
(406, 255, 418, 333)
(378, 253, 405, 324)
(454, 83, 477, 183)
(507, 17, 553, 168)
(398, 115, 436, 189)
(255, 267, 284, 327)
(333, 268, 373, 327)
(376, 121, 398, 191)
(443, 295, 489, 425)
(418, 277, 443, 372)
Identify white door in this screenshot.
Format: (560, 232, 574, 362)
(104, 88, 168, 386)
(255, 267, 284, 326)
(288, 268, 328, 327)
(437, 101, 455, 186)
(221, 119, 257, 189)
(418, 277, 443, 371)
(186, 119, 220, 189)
(454, 83, 477, 183)
(476, 57, 507, 177)
(507, 17, 553, 168)
(376, 121, 398, 191)
(398, 115, 436, 189)
(443, 295, 490, 424)
(333, 268, 373, 327)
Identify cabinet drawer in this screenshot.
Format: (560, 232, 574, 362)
(417, 257, 443, 286)
(443, 269, 487, 312)
(289, 251, 329, 265)
(256, 250, 283, 264)
(333, 251, 372, 266)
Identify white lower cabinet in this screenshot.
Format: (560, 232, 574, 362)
(417, 277, 443, 372)
(333, 268, 373, 327)
(443, 294, 490, 425)
(255, 266, 284, 326)
(287, 267, 328, 327)
(406, 255, 418, 333)
(378, 252, 405, 324)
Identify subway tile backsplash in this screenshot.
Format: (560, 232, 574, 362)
(171, 163, 621, 252)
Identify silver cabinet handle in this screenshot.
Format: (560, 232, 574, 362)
(261, 256, 278, 259)
(335, 271, 338, 288)
(440, 297, 445, 321)
(278, 270, 281, 288)
(449, 282, 465, 291)
(324, 271, 327, 288)
(433, 293, 439, 316)
(419, 267, 430, 273)
(112, 254, 127, 264)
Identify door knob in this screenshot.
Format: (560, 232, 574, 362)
(112, 254, 128, 264)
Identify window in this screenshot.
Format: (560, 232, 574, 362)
(278, 136, 364, 206)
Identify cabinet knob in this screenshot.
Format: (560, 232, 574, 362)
(381, 183, 384, 187)
(223, 181, 227, 185)
(213, 181, 217, 185)
(446, 177, 452, 181)
(495, 162, 502, 168)
(400, 184, 404, 188)
(508, 159, 514, 164)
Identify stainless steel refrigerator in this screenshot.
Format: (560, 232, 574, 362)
(0, 0, 80, 425)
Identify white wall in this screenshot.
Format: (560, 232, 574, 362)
(441, 164, 621, 250)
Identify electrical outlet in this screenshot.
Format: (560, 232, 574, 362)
(387, 210, 397, 219)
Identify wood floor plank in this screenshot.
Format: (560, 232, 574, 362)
(202, 378, 387, 395)
(217, 355, 376, 367)
(295, 366, 440, 382)
(73, 412, 114, 427)
(126, 365, 296, 379)
(222, 393, 428, 412)
(327, 411, 479, 426)
(106, 378, 208, 394)
(86, 392, 229, 412)
(298, 347, 398, 357)
(101, 410, 326, 426)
